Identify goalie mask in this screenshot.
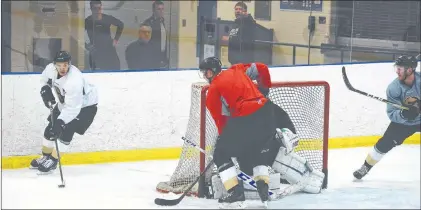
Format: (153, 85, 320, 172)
(199, 57, 222, 83)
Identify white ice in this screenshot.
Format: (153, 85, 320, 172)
(1, 145, 420, 209)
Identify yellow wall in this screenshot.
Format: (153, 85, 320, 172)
(217, 1, 332, 65)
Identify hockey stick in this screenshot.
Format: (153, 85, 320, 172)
(180, 137, 276, 198)
(49, 103, 66, 188)
(342, 66, 409, 110)
(154, 159, 215, 206)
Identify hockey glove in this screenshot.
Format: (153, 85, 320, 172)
(401, 105, 420, 121)
(49, 119, 66, 140)
(47, 105, 60, 122)
(40, 85, 56, 108)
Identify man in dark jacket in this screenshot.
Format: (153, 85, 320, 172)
(142, 1, 168, 68)
(85, 0, 124, 70)
(228, 2, 256, 65)
(125, 24, 159, 70)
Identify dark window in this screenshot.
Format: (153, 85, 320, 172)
(255, 1, 271, 21)
(337, 1, 420, 42)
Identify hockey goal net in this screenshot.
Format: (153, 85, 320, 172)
(156, 81, 330, 197)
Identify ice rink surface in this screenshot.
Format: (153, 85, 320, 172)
(2, 145, 420, 209)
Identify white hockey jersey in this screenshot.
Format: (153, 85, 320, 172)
(41, 63, 98, 124)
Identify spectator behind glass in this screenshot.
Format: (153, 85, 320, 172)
(85, 0, 124, 70)
(227, 2, 256, 65)
(125, 24, 159, 70)
(142, 1, 168, 68)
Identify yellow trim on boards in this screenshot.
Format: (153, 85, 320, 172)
(2, 134, 419, 170)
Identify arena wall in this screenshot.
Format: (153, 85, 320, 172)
(2, 62, 420, 169)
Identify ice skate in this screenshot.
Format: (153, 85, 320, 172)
(30, 154, 50, 169)
(37, 156, 58, 174)
(218, 181, 246, 209)
(353, 164, 370, 180)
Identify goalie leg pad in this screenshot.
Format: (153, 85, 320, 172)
(272, 148, 308, 185)
(302, 170, 324, 194)
(272, 148, 324, 194)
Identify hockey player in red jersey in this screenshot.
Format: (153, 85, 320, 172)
(199, 57, 276, 208)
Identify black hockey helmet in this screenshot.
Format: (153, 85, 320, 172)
(199, 56, 222, 76)
(395, 55, 417, 70)
(54, 51, 72, 64)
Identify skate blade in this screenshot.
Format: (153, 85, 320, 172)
(353, 178, 363, 182)
(36, 170, 55, 175)
(218, 201, 246, 209)
(352, 174, 364, 182)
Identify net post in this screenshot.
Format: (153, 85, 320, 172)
(198, 85, 209, 198)
(322, 82, 330, 189)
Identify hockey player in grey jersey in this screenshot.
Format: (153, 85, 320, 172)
(30, 51, 99, 173)
(353, 55, 420, 180)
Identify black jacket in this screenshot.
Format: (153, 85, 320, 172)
(142, 16, 168, 66)
(228, 14, 256, 65)
(125, 40, 160, 70)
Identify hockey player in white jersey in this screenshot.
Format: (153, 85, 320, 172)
(30, 51, 98, 173)
(353, 55, 420, 180)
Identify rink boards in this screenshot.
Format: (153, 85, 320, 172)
(2, 62, 420, 169)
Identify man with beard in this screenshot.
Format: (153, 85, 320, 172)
(228, 2, 257, 65)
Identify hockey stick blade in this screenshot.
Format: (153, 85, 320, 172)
(154, 159, 215, 206)
(342, 66, 409, 110)
(154, 197, 181, 206)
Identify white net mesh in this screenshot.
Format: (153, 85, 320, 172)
(156, 81, 329, 197)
